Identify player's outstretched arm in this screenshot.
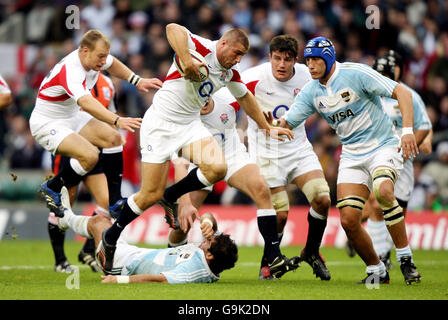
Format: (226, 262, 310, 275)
(107, 57, 163, 92)
(78, 94, 142, 132)
(393, 84, 419, 160)
(236, 91, 293, 141)
(101, 274, 168, 284)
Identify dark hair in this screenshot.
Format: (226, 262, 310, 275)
(207, 233, 238, 275)
(373, 50, 403, 80)
(270, 35, 299, 59)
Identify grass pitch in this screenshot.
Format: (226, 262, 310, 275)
(0, 240, 447, 300)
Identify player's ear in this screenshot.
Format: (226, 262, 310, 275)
(205, 251, 214, 260)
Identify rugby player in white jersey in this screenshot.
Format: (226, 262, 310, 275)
(167, 88, 300, 279)
(277, 36, 421, 285)
(56, 187, 238, 284)
(359, 51, 432, 270)
(242, 35, 332, 280)
(30, 30, 162, 218)
(99, 24, 293, 274)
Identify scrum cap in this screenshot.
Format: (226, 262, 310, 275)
(304, 36, 336, 77)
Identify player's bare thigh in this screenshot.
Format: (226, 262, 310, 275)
(78, 117, 122, 149)
(56, 133, 99, 170)
(227, 163, 271, 208)
(180, 136, 227, 183)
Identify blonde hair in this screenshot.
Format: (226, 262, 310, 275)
(221, 28, 249, 50)
(79, 30, 110, 51)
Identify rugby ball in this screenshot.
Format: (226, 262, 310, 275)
(174, 49, 209, 82)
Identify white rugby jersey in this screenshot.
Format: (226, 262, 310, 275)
(200, 88, 241, 155)
(151, 27, 247, 123)
(124, 244, 219, 284)
(242, 62, 313, 158)
(0, 74, 11, 94)
(33, 49, 114, 119)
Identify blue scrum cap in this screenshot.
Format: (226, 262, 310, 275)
(304, 36, 336, 77)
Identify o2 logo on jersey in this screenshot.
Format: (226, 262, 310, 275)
(273, 105, 289, 119)
(199, 81, 214, 97)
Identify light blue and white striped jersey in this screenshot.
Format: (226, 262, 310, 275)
(285, 62, 401, 159)
(124, 244, 219, 284)
(380, 83, 432, 134)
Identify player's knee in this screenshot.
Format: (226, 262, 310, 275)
(336, 195, 366, 232)
(251, 178, 271, 203)
(372, 166, 397, 207)
(272, 190, 290, 212)
(340, 214, 359, 233)
(104, 130, 122, 148)
(312, 194, 331, 215)
(205, 163, 227, 183)
(81, 150, 99, 171)
(302, 178, 330, 206)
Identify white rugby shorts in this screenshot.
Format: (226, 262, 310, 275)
(30, 110, 93, 155)
(140, 107, 212, 163)
(254, 142, 323, 188)
(394, 159, 414, 202)
(337, 146, 404, 190)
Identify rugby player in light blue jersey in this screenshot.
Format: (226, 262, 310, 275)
(360, 50, 432, 272)
(56, 187, 238, 284)
(275, 37, 421, 285)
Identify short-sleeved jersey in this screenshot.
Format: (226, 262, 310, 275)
(285, 62, 399, 159)
(380, 83, 432, 135)
(0, 74, 11, 94)
(242, 62, 312, 158)
(124, 244, 219, 284)
(33, 49, 114, 119)
(200, 88, 241, 155)
(151, 27, 247, 123)
(91, 73, 116, 112)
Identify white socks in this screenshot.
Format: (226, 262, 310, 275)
(366, 261, 387, 277)
(59, 209, 92, 239)
(366, 219, 393, 256)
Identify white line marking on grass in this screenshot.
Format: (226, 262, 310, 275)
(0, 265, 90, 270)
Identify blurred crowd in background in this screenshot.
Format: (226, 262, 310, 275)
(0, 0, 447, 212)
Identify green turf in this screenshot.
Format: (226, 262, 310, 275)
(1, 240, 447, 300)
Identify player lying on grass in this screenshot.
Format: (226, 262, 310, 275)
(57, 186, 238, 284)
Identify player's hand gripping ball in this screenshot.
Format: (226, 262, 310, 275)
(174, 49, 209, 82)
